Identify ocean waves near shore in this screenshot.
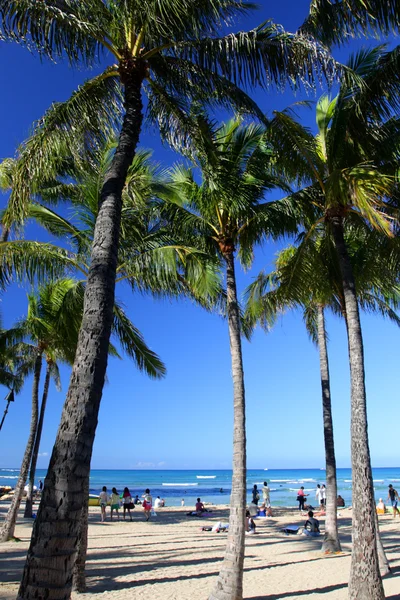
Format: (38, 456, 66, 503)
(1, 467, 399, 507)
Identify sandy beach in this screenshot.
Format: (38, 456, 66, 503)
(1, 500, 399, 600)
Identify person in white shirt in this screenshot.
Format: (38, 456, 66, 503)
(154, 496, 162, 508)
(321, 484, 326, 507)
(262, 481, 271, 507)
(316, 484, 323, 507)
(99, 486, 110, 522)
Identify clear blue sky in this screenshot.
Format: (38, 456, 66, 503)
(0, 1, 398, 471)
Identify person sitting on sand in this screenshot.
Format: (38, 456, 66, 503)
(376, 498, 386, 515)
(248, 501, 258, 517)
(245, 510, 256, 534)
(161, 498, 165, 507)
(154, 496, 162, 509)
(110, 488, 120, 521)
(134, 495, 141, 505)
(303, 510, 320, 537)
(337, 495, 345, 508)
(195, 498, 206, 514)
(99, 486, 110, 522)
(122, 487, 134, 521)
(257, 502, 273, 518)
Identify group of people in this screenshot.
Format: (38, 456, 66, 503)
(296, 484, 327, 512)
(98, 487, 164, 522)
(377, 485, 400, 517)
(250, 482, 273, 517)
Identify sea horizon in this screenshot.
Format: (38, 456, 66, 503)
(2, 466, 399, 508)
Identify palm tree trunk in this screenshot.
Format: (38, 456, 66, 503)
(24, 361, 51, 518)
(73, 478, 90, 593)
(317, 305, 341, 554)
(330, 215, 384, 600)
(0, 352, 42, 542)
(209, 249, 246, 600)
(17, 65, 146, 600)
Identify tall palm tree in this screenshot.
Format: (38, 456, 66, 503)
(1, 5, 334, 594)
(265, 46, 400, 598)
(245, 226, 400, 556)
(159, 116, 295, 600)
(0, 277, 165, 540)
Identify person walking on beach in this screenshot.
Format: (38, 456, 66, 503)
(252, 484, 260, 505)
(387, 484, 400, 518)
(142, 488, 153, 521)
(122, 487, 134, 521)
(39, 480, 43, 492)
(110, 487, 120, 521)
(297, 486, 308, 511)
(99, 486, 110, 522)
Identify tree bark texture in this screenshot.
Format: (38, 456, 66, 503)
(1, 226, 10, 242)
(0, 352, 42, 541)
(317, 305, 341, 554)
(330, 216, 384, 600)
(17, 69, 145, 600)
(72, 478, 89, 593)
(24, 361, 51, 518)
(209, 251, 246, 600)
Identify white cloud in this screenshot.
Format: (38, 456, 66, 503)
(38, 452, 48, 457)
(157, 461, 166, 467)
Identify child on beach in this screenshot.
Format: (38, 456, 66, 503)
(142, 488, 153, 521)
(122, 487, 134, 521)
(245, 510, 256, 534)
(99, 486, 110, 522)
(110, 487, 120, 521)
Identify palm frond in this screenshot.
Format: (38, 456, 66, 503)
(112, 303, 166, 379)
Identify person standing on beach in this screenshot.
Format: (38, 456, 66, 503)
(122, 487, 134, 521)
(99, 486, 110, 522)
(262, 481, 270, 507)
(387, 484, 400, 518)
(39, 480, 43, 492)
(297, 486, 308, 511)
(142, 488, 153, 521)
(252, 484, 260, 505)
(320, 484, 326, 508)
(110, 487, 120, 521)
(316, 484, 322, 507)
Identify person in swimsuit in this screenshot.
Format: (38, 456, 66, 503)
(387, 484, 400, 518)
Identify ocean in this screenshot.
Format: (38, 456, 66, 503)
(1, 467, 400, 508)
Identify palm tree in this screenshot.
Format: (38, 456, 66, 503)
(0, 277, 165, 540)
(159, 116, 295, 600)
(300, 0, 400, 46)
(1, 4, 335, 593)
(245, 226, 400, 556)
(265, 46, 400, 598)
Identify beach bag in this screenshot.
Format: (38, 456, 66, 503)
(296, 495, 302, 502)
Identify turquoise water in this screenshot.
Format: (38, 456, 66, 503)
(1, 467, 399, 507)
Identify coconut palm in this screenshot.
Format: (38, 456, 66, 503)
(300, 0, 400, 46)
(0, 4, 335, 593)
(265, 46, 400, 598)
(245, 226, 400, 556)
(0, 277, 165, 540)
(158, 116, 296, 600)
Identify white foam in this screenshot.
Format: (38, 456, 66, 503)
(270, 480, 288, 483)
(0, 475, 18, 479)
(196, 476, 216, 479)
(373, 480, 385, 483)
(344, 480, 352, 483)
(162, 483, 198, 487)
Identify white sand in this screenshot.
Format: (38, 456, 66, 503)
(1, 501, 399, 599)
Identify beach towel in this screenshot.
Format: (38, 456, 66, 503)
(282, 526, 300, 535)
